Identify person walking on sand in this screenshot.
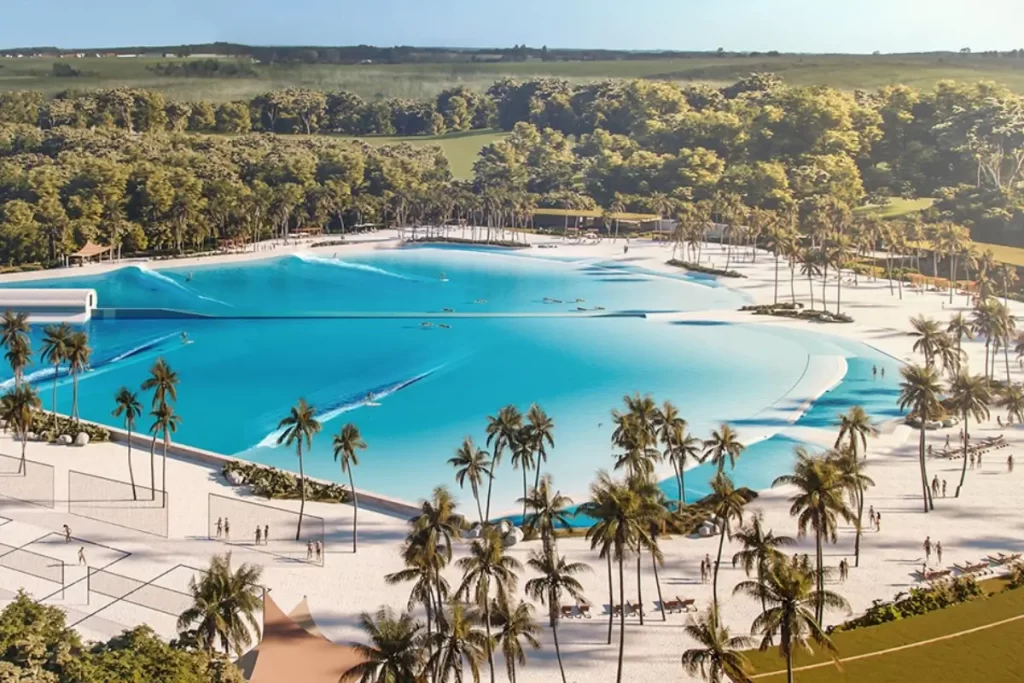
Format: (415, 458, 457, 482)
(77, 547, 85, 566)
(936, 542, 943, 564)
(876, 513, 881, 532)
(264, 525, 269, 543)
(1008, 455, 1014, 473)
(931, 475, 940, 497)
(315, 540, 322, 562)
(880, 367, 885, 378)
(970, 452, 976, 469)
(255, 526, 262, 546)
(700, 559, 706, 584)
(942, 479, 947, 497)
(306, 540, 314, 562)
(224, 518, 230, 540)
(924, 536, 932, 562)
(945, 434, 950, 450)
(63, 525, 71, 543)
(215, 517, 223, 539)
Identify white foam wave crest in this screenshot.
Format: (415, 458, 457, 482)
(254, 366, 442, 450)
(292, 252, 415, 281)
(126, 265, 233, 307)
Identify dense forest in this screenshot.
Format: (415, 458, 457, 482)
(0, 73, 1022, 268)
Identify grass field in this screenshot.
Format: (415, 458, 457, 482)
(337, 129, 505, 179)
(855, 197, 937, 218)
(744, 580, 1024, 682)
(4, 53, 1024, 101)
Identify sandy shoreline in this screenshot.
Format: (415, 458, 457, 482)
(0, 231, 1022, 682)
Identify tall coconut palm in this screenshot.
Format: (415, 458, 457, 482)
(492, 595, 540, 683)
(947, 372, 991, 498)
(333, 423, 367, 553)
(704, 423, 745, 474)
(65, 331, 90, 424)
(612, 413, 659, 480)
(998, 383, 1024, 424)
(276, 398, 321, 540)
(484, 405, 522, 522)
(112, 387, 142, 500)
(40, 323, 70, 428)
(680, 606, 754, 683)
(835, 406, 878, 460)
(141, 358, 180, 410)
(176, 552, 263, 656)
(706, 471, 747, 612)
(518, 474, 572, 553)
(898, 364, 943, 512)
(509, 430, 536, 522)
(995, 301, 1018, 384)
(829, 447, 875, 567)
(971, 298, 1001, 380)
(456, 527, 521, 683)
(578, 471, 643, 679)
(449, 437, 492, 526)
(346, 606, 425, 683)
(731, 511, 794, 642)
(734, 559, 848, 683)
(627, 474, 667, 623)
(388, 538, 451, 675)
(525, 544, 589, 683)
(909, 316, 945, 368)
(525, 403, 554, 495)
(772, 450, 853, 623)
(1, 385, 40, 475)
(947, 312, 974, 373)
(0, 310, 29, 352)
(4, 336, 31, 390)
(149, 401, 180, 508)
(655, 400, 688, 508)
(428, 600, 489, 683)
(799, 248, 822, 310)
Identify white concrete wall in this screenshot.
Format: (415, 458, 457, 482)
(0, 288, 98, 323)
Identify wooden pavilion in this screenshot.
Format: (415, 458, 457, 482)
(69, 242, 112, 265)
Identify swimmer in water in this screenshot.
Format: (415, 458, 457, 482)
(180, 332, 189, 344)
(186, 272, 193, 282)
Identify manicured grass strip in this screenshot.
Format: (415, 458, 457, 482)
(743, 582, 1024, 673)
(854, 197, 937, 218)
(335, 130, 506, 180)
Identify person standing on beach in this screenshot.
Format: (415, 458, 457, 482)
(931, 475, 939, 497)
(315, 540, 322, 563)
(215, 518, 223, 539)
(945, 435, 950, 450)
(942, 479, 947, 497)
(264, 525, 269, 543)
(924, 536, 932, 562)
(306, 540, 314, 562)
(876, 513, 882, 532)
(872, 365, 877, 379)
(77, 547, 85, 565)
(1008, 455, 1014, 473)
(936, 542, 943, 564)
(970, 452, 976, 469)
(699, 560, 706, 584)
(224, 518, 230, 540)
(880, 367, 885, 378)
(63, 525, 71, 543)
(255, 527, 262, 545)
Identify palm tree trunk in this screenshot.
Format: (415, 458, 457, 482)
(295, 443, 306, 541)
(854, 483, 864, 567)
(474, 486, 484, 526)
(551, 601, 567, 683)
(606, 553, 614, 645)
(758, 563, 772, 645)
(18, 428, 26, 475)
(713, 522, 727, 611)
(484, 448, 498, 522)
(651, 549, 666, 621)
(484, 580, 496, 683)
(808, 274, 815, 310)
(836, 274, 842, 315)
(521, 465, 528, 522)
(161, 434, 169, 508)
(790, 264, 796, 304)
(348, 470, 358, 553)
(918, 426, 930, 512)
(72, 372, 79, 423)
(533, 457, 543, 501)
(821, 265, 828, 311)
(815, 526, 824, 623)
(950, 255, 957, 304)
(127, 425, 137, 500)
(51, 365, 59, 429)
(149, 435, 157, 501)
(1005, 334, 1012, 385)
(956, 413, 970, 498)
(786, 648, 794, 683)
(985, 341, 991, 381)
(675, 462, 684, 508)
(635, 554, 644, 625)
(774, 255, 780, 304)
(616, 549, 626, 683)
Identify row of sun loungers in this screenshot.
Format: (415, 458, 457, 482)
(935, 435, 1007, 459)
(560, 596, 698, 619)
(918, 552, 1022, 582)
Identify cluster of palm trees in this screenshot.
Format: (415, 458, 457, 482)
(901, 293, 1024, 510)
(176, 551, 265, 657)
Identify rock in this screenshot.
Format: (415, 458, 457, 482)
(74, 432, 90, 447)
(24, 432, 36, 442)
(697, 523, 713, 538)
(464, 525, 482, 539)
(57, 434, 72, 445)
(502, 528, 524, 548)
(497, 520, 513, 536)
(226, 470, 245, 486)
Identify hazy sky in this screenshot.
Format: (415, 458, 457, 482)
(2, 0, 1022, 53)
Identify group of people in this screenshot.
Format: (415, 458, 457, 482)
(62, 525, 87, 566)
(699, 554, 715, 583)
(306, 539, 323, 563)
(930, 475, 948, 498)
(923, 535, 944, 565)
(214, 517, 232, 540)
(871, 364, 886, 379)
(868, 506, 882, 531)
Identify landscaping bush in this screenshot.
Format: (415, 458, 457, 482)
(666, 259, 745, 278)
(222, 461, 348, 503)
(405, 236, 528, 249)
(34, 413, 111, 442)
(740, 303, 853, 323)
(830, 576, 984, 633)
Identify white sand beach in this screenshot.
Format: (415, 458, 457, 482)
(0, 232, 1021, 682)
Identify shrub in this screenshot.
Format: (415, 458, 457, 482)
(222, 461, 348, 503)
(32, 412, 111, 442)
(666, 259, 745, 278)
(830, 576, 983, 633)
(405, 236, 528, 249)
(739, 304, 853, 323)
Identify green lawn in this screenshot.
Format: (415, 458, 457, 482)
(6, 53, 1024, 101)
(744, 581, 1024, 682)
(855, 197, 937, 219)
(336, 129, 505, 180)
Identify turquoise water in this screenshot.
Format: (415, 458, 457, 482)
(0, 247, 901, 519)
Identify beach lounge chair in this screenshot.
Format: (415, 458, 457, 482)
(611, 603, 624, 617)
(662, 597, 681, 613)
(577, 598, 592, 618)
(679, 597, 697, 613)
(560, 605, 575, 619)
(628, 601, 644, 617)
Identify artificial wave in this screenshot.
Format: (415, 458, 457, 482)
(126, 264, 233, 307)
(290, 252, 416, 281)
(253, 364, 444, 449)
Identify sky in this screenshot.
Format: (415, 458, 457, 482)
(2, 0, 1022, 54)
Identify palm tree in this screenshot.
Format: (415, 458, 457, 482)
(830, 447, 875, 567)
(998, 383, 1024, 425)
(509, 432, 536, 522)
(799, 247, 822, 310)
(518, 474, 572, 552)
(333, 423, 367, 553)
(971, 298, 1001, 380)
(734, 559, 848, 683)
(40, 323, 70, 428)
(141, 358, 179, 410)
(449, 437, 491, 525)
(525, 544, 589, 683)
(428, 600, 489, 683)
(655, 400, 688, 507)
(525, 404, 554, 496)
(65, 331, 90, 424)
(276, 398, 321, 540)
(835, 406, 877, 460)
(732, 511, 794, 642)
(387, 539, 450, 674)
(772, 450, 853, 623)
(898, 364, 943, 512)
(112, 388, 142, 500)
(680, 606, 754, 683)
(346, 607, 425, 683)
(947, 312, 974, 373)
(948, 372, 991, 498)
(149, 401, 180, 508)
(0, 310, 29, 352)
(909, 316, 945, 368)
(578, 471, 643, 679)
(456, 527, 521, 683)
(706, 472, 747, 612)
(176, 552, 263, 656)
(1, 385, 40, 475)
(4, 336, 31, 390)
(995, 301, 1018, 384)
(484, 405, 522, 522)
(704, 423, 745, 474)
(492, 595, 540, 683)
